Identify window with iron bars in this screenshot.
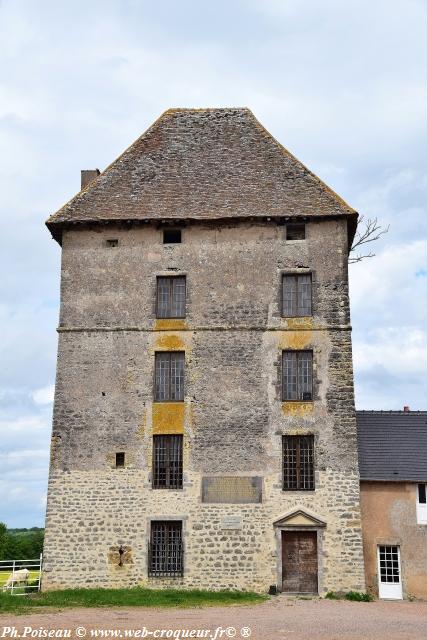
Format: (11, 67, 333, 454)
(155, 352, 185, 401)
(153, 435, 183, 489)
(283, 435, 315, 491)
(282, 274, 312, 317)
(282, 350, 313, 401)
(148, 521, 183, 577)
(156, 276, 186, 318)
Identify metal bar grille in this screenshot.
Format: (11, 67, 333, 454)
(156, 277, 186, 318)
(379, 546, 400, 583)
(155, 352, 185, 401)
(283, 435, 315, 490)
(148, 521, 183, 577)
(282, 274, 312, 317)
(153, 435, 183, 489)
(282, 351, 313, 401)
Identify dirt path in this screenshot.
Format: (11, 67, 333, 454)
(0, 597, 426, 640)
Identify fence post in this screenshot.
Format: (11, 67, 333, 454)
(11, 559, 15, 595)
(39, 553, 43, 592)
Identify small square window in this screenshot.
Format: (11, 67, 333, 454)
(163, 229, 182, 244)
(286, 223, 305, 241)
(116, 452, 125, 468)
(106, 239, 118, 247)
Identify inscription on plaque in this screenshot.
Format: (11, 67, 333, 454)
(221, 516, 243, 530)
(201, 476, 262, 504)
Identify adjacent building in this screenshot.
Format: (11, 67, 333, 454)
(42, 108, 366, 594)
(357, 410, 427, 599)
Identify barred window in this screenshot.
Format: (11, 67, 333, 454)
(153, 435, 183, 489)
(282, 350, 313, 401)
(148, 521, 183, 577)
(282, 274, 312, 317)
(156, 276, 186, 318)
(283, 435, 315, 490)
(155, 352, 185, 401)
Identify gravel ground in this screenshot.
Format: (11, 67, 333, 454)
(0, 597, 426, 640)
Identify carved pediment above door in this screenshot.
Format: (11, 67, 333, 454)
(274, 507, 327, 528)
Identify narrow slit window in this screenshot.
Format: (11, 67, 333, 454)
(282, 274, 312, 317)
(418, 484, 427, 504)
(286, 223, 305, 240)
(282, 350, 313, 401)
(106, 239, 118, 247)
(155, 352, 185, 401)
(153, 435, 183, 489)
(115, 452, 125, 468)
(148, 521, 183, 577)
(156, 276, 186, 318)
(163, 229, 182, 244)
(283, 435, 315, 490)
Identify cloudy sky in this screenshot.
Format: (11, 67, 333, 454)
(1, 0, 426, 527)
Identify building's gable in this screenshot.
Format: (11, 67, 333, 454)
(46, 108, 357, 243)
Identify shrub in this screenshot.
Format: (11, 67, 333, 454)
(345, 591, 373, 602)
(325, 590, 373, 602)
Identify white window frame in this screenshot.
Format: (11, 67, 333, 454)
(416, 483, 427, 525)
(377, 545, 403, 600)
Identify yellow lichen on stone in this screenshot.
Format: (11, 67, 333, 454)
(282, 402, 314, 417)
(279, 330, 312, 350)
(154, 319, 187, 331)
(282, 317, 314, 331)
(155, 333, 185, 350)
(152, 402, 185, 434)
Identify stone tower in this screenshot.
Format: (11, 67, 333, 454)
(43, 108, 365, 594)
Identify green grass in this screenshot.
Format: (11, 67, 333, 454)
(325, 590, 373, 602)
(0, 586, 268, 614)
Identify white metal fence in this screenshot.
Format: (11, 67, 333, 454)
(0, 554, 42, 595)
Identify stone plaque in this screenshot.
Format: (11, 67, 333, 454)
(221, 516, 243, 530)
(202, 476, 262, 504)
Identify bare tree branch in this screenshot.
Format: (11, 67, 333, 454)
(349, 216, 389, 263)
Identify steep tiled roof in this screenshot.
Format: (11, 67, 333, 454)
(357, 411, 427, 482)
(46, 108, 357, 243)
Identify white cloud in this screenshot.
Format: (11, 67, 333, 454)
(350, 240, 427, 319)
(31, 384, 55, 405)
(0, 414, 48, 434)
(354, 327, 427, 376)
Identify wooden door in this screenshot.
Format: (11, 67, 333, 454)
(282, 530, 318, 593)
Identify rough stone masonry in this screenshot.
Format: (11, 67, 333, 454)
(43, 108, 366, 593)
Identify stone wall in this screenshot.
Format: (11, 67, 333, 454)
(43, 219, 365, 593)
